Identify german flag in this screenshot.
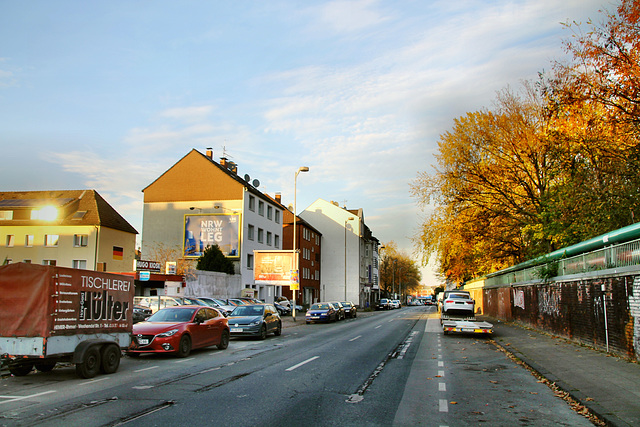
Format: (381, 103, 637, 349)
(113, 246, 123, 260)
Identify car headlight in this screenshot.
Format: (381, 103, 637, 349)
(157, 329, 179, 337)
(249, 320, 261, 326)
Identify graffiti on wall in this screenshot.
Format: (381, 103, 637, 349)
(513, 289, 525, 310)
(538, 286, 560, 317)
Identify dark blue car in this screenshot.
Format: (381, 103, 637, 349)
(305, 302, 338, 324)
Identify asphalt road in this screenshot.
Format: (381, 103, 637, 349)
(0, 306, 593, 426)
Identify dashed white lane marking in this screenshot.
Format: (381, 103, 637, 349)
(439, 399, 448, 412)
(349, 335, 362, 342)
(79, 377, 108, 386)
(438, 370, 445, 377)
(286, 356, 319, 371)
(375, 325, 382, 329)
(0, 391, 56, 405)
(173, 357, 195, 363)
(134, 366, 159, 373)
(132, 385, 154, 390)
(438, 361, 444, 367)
(439, 382, 446, 391)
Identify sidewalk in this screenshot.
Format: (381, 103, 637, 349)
(488, 318, 640, 427)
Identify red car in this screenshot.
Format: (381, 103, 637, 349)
(127, 306, 230, 357)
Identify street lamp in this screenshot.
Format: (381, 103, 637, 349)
(344, 217, 355, 301)
(292, 166, 309, 321)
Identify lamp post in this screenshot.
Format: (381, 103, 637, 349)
(344, 217, 355, 301)
(292, 166, 309, 321)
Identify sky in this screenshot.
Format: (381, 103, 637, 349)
(0, 0, 609, 286)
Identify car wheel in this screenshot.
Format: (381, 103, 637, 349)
(274, 321, 282, 336)
(258, 324, 267, 340)
(9, 362, 34, 376)
(217, 330, 230, 350)
(34, 360, 57, 372)
(76, 346, 101, 379)
(177, 335, 192, 357)
(100, 344, 121, 374)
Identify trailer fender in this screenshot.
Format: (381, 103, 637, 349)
(71, 339, 113, 364)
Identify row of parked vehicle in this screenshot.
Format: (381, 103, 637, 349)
(305, 301, 357, 323)
(374, 298, 402, 310)
(128, 299, 286, 358)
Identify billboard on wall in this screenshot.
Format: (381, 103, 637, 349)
(254, 250, 297, 285)
(183, 214, 241, 258)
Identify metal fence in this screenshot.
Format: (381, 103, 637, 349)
(485, 238, 640, 287)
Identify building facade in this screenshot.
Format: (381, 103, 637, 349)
(300, 199, 379, 307)
(0, 190, 137, 272)
(141, 149, 285, 302)
(270, 193, 322, 307)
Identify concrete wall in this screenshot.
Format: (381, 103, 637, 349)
(184, 270, 242, 300)
(483, 274, 640, 361)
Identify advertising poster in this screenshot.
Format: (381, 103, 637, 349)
(183, 213, 241, 258)
(254, 250, 296, 285)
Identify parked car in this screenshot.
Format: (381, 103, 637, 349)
(391, 300, 401, 309)
(196, 297, 235, 316)
(441, 291, 475, 315)
(306, 302, 338, 323)
(330, 302, 346, 320)
(274, 302, 291, 316)
(376, 298, 392, 310)
(340, 301, 357, 318)
(127, 306, 230, 358)
(133, 296, 203, 313)
(227, 304, 282, 339)
(133, 305, 152, 323)
(227, 298, 251, 307)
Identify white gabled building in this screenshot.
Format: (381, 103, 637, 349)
(300, 199, 379, 308)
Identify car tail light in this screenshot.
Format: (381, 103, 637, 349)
(445, 300, 453, 303)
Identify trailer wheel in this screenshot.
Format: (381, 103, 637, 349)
(9, 362, 34, 376)
(34, 360, 57, 372)
(100, 344, 121, 374)
(76, 346, 101, 379)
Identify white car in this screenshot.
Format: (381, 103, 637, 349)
(441, 291, 475, 315)
(391, 300, 401, 309)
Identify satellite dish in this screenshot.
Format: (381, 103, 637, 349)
(244, 174, 251, 182)
(252, 179, 260, 188)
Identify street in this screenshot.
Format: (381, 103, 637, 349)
(1, 306, 593, 426)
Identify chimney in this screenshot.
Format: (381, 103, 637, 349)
(219, 157, 238, 175)
(275, 193, 282, 204)
(206, 148, 213, 159)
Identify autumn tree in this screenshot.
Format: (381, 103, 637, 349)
(379, 242, 422, 297)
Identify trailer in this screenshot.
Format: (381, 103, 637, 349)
(0, 263, 134, 378)
(440, 313, 493, 335)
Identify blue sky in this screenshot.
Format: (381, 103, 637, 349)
(0, 0, 607, 285)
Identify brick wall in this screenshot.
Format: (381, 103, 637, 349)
(483, 275, 639, 361)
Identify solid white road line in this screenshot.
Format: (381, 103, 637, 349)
(0, 390, 56, 405)
(134, 366, 159, 373)
(286, 356, 319, 371)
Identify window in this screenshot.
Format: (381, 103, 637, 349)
(6, 234, 14, 247)
(267, 232, 272, 246)
(274, 235, 280, 248)
(275, 210, 280, 224)
(23, 259, 31, 264)
(73, 260, 87, 269)
(0, 211, 13, 220)
(247, 254, 254, 269)
(258, 228, 264, 243)
(25, 235, 33, 247)
(267, 206, 273, 220)
(4, 258, 11, 264)
(249, 196, 255, 211)
(42, 260, 56, 266)
(74, 234, 88, 247)
(44, 234, 59, 247)
(258, 201, 264, 216)
(248, 224, 255, 240)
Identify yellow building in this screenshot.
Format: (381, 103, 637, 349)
(0, 190, 137, 272)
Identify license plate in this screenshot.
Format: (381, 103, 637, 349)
(230, 328, 243, 333)
(461, 328, 474, 332)
(138, 338, 149, 345)
(310, 316, 319, 319)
